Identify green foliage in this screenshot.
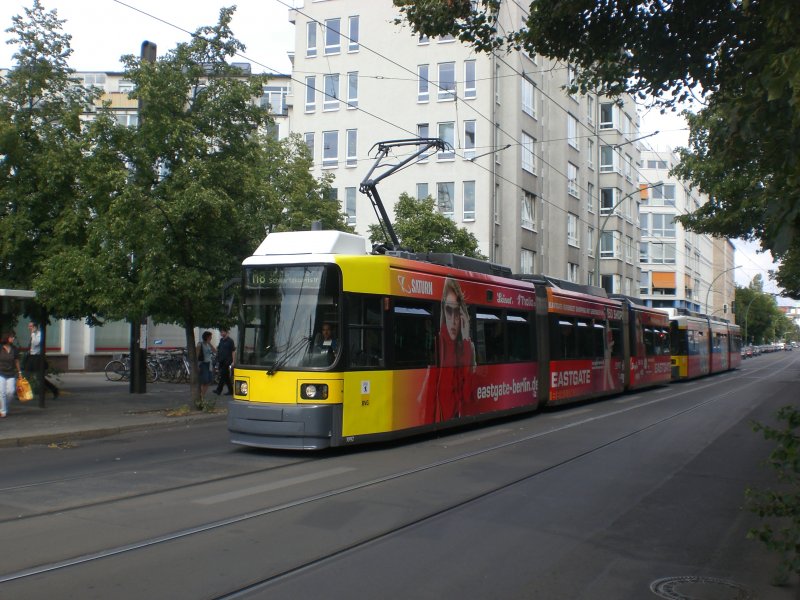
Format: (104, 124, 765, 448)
(395, 0, 800, 299)
(746, 406, 800, 585)
(735, 282, 794, 344)
(0, 0, 99, 304)
(367, 193, 485, 258)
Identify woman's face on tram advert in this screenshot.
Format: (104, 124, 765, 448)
(444, 289, 461, 342)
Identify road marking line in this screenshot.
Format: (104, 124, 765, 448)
(194, 466, 355, 505)
(441, 428, 511, 447)
(551, 408, 593, 419)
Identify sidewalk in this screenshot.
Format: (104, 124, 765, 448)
(0, 373, 227, 448)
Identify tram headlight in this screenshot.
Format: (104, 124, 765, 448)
(301, 383, 328, 400)
(235, 380, 248, 396)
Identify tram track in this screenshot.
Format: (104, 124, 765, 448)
(2, 355, 788, 592)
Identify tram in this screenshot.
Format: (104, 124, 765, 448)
(226, 138, 739, 450)
(667, 309, 742, 380)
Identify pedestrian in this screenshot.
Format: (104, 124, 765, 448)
(196, 331, 216, 405)
(214, 327, 235, 396)
(0, 332, 21, 418)
(25, 322, 59, 399)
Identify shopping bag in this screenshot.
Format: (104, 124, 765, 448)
(16, 376, 33, 402)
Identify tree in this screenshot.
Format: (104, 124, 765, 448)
(735, 278, 789, 345)
(367, 193, 485, 258)
(393, 0, 800, 298)
(28, 7, 348, 408)
(0, 1, 100, 320)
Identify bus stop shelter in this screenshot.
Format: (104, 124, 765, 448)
(0, 288, 49, 407)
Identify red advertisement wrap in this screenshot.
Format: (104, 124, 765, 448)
(629, 356, 671, 387)
(549, 358, 624, 403)
(390, 266, 536, 311)
(395, 362, 539, 427)
(546, 288, 623, 321)
(710, 348, 729, 373)
(687, 353, 710, 378)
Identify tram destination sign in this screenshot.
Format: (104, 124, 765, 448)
(245, 266, 324, 290)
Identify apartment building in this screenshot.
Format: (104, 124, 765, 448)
(639, 150, 736, 319)
(287, 0, 643, 292)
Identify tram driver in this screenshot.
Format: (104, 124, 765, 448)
(312, 322, 338, 364)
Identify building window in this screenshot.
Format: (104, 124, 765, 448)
(417, 123, 429, 162)
(521, 132, 535, 174)
(643, 213, 676, 237)
(416, 182, 429, 200)
(261, 85, 288, 116)
(463, 181, 475, 220)
(438, 62, 456, 101)
(522, 78, 536, 118)
(324, 18, 341, 54)
(647, 159, 668, 169)
(587, 138, 594, 169)
(587, 95, 594, 126)
(640, 271, 651, 295)
(587, 227, 595, 256)
(625, 235, 633, 263)
(346, 129, 357, 167)
(599, 102, 616, 129)
(600, 231, 619, 258)
(521, 191, 535, 231)
(437, 122, 455, 160)
(567, 114, 579, 149)
(464, 60, 476, 99)
(348, 15, 359, 52)
(306, 21, 317, 58)
(567, 213, 579, 247)
(642, 242, 677, 264)
(567, 162, 579, 198)
(600, 145, 617, 173)
(437, 182, 455, 218)
(567, 263, 579, 283)
(323, 73, 339, 111)
(521, 248, 535, 274)
(418, 64, 429, 102)
(347, 72, 358, 108)
(600, 187, 618, 215)
(345, 187, 357, 224)
(587, 182, 595, 213)
(624, 153, 633, 181)
(304, 132, 314, 160)
(464, 120, 476, 159)
(322, 130, 338, 168)
(305, 76, 316, 112)
(651, 183, 676, 206)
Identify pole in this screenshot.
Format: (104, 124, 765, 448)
(594, 181, 661, 286)
(130, 41, 157, 394)
(704, 265, 739, 315)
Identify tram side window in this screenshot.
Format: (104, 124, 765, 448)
(593, 323, 606, 357)
(507, 311, 535, 362)
(610, 322, 624, 358)
(644, 328, 655, 356)
(475, 309, 504, 364)
(392, 302, 435, 368)
(347, 294, 384, 368)
(576, 319, 594, 359)
(550, 317, 578, 360)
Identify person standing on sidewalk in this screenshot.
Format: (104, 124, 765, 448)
(214, 328, 235, 396)
(197, 331, 216, 406)
(25, 322, 59, 399)
(0, 332, 21, 418)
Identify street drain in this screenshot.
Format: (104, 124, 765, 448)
(650, 576, 755, 599)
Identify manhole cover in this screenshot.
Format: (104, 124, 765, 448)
(650, 576, 755, 600)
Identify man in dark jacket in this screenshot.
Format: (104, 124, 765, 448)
(214, 328, 236, 396)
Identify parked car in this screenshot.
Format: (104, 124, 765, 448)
(785, 343, 794, 351)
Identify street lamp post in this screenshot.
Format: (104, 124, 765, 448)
(703, 265, 740, 315)
(594, 181, 662, 286)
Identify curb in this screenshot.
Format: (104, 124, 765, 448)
(0, 412, 227, 448)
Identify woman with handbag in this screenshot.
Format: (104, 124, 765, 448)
(0, 332, 21, 418)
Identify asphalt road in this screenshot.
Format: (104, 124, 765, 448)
(0, 351, 797, 599)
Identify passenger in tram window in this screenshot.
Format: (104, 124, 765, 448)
(436, 277, 475, 420)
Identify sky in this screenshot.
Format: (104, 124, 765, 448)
(0, 0, 787, 299)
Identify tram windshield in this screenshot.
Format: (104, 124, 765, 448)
(240, 265, 341, 371)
